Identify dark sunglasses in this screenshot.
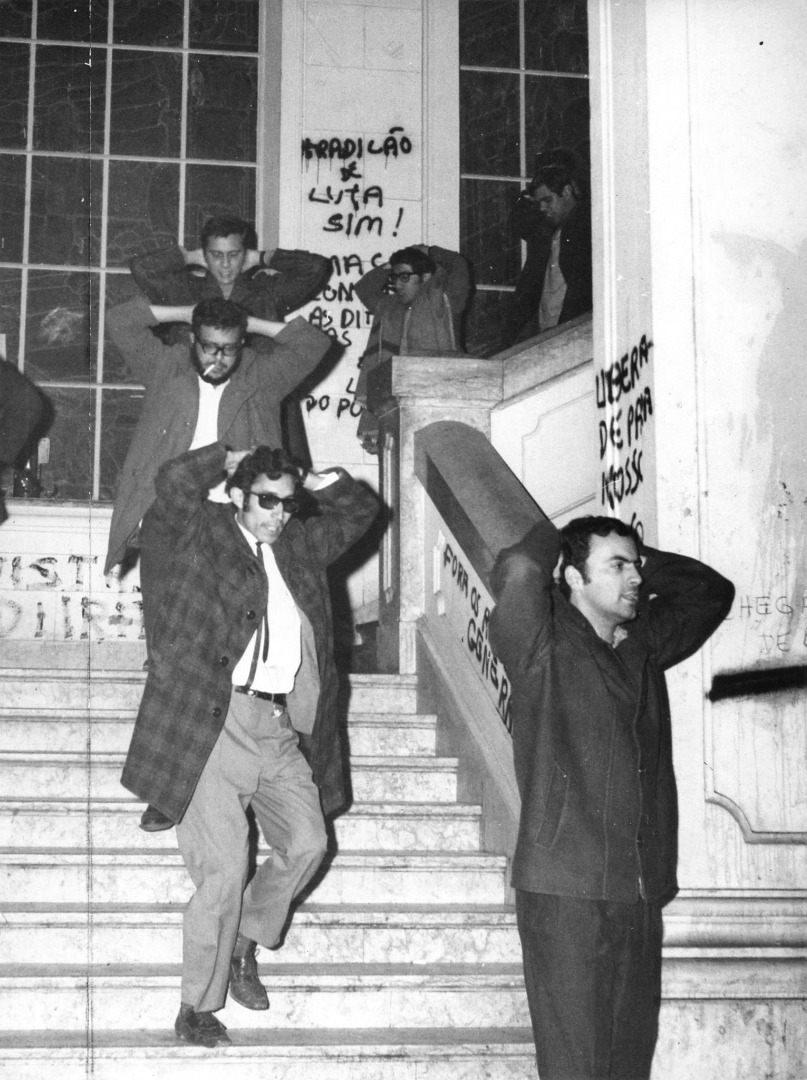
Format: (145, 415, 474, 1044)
(248, 491, 300, 514)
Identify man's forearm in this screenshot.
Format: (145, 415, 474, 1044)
(152, 443, 228, 514)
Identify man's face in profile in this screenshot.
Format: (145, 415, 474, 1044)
(191, 323, 244, 384)
(204, 233, 247, 293)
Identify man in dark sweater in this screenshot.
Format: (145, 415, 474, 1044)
(490, 514, 734, 1079)
(502, 150, 592, 348)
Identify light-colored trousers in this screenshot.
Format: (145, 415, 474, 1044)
(176, 690, 327, 1011)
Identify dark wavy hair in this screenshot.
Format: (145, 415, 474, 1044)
(530, 147, 587, 201)
(558, 515, 640, 599)
(389, 246, 437, 276)
(226, 446, 301, 498)
(191, 297, 249, 338)
(200, 216, 257, 250)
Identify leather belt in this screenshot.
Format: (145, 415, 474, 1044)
(233, 686, 287, 706)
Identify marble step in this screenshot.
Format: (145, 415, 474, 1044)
(0, 798, 482, 852)
(0, 1028, 537, 1080)
(0, 711, 439, 757)
(0, 904, 520, 966)
(0, 752, 459, 802)
(0, 670, 419, 714)
(0, 964, 529, 1032)
(1, 851, 509, 906)
(0, 639, 148, 670)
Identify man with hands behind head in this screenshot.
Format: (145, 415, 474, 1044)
(353, 244, 470, 453)
(120, 441, 379, 1048)
(490, 514, 734, 1079)
(130, 215, 331, 325)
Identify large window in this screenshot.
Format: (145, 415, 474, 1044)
(459, 0, 589, 356)
(0, 0, 260, 501)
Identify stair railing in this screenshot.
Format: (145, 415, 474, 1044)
(365, 315, 593, 858)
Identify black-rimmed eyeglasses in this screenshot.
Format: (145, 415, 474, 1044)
(387, 271, 417, 284)
(197, 340, 242, 358)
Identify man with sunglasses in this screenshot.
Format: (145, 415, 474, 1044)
(104, 295, 331, 829)
(353, 244, 470, 453)
(120, 441, 379, 1047)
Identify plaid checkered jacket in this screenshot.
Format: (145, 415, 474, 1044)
(120, 442, 380, 822)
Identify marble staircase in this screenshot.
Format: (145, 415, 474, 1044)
(0, 653, 534, 1079)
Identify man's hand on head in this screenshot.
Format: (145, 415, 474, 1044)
(151, 303, 194, 325)
(224, 449, 253, 476)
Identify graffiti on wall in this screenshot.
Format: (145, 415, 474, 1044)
(432, 529, 511, 731)
(597, 333, 654, 537)
(301, 126, 416, 420)
(724, 591, 807, 657)
(0, 552, 143, 641)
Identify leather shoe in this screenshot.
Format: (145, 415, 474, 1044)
(140, 804, 174, 832)
(229, 935, 269, 1010)
(174, 1003, 231, 1047)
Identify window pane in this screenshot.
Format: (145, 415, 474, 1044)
(460, 70, 520, 176)
(103, 275, 147, 384)
(461, 177, 522, 287)
(184, 164, 256, 245)
(0, 0, 32, 38)
(29, 157, 103, 266)
(25, 271, 96, 383)
(113, 0, 183, 47)
(0, 43, 30, 149)
(40, 386, 95, 501)
(0, 268, 22, 364)
(110, 50, 182, 157)
(525, 0, 588, 74)
(524, 74, 590, 171)
(106, 160, 180, 267)
(190, 0, 259, 52)
(99, 388, 145, 501)
(459, 0, 519, 69)
(34, 45, 107, 154)
(187, 54, 257, 161)
(38, 0, 109, 44)
(0, 155, 26, 262)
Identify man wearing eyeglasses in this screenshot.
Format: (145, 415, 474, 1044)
(120, 441, 379, 1047)
(104, 294, 333, 815)
(129, 217, 332, 464)
(353, 244, 470, 453)
(104, 293, 330, 586)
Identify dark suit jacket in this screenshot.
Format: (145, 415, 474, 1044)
(0, 361, 44, 465)
(120, 443, 380, 821)
(104, 296, 331, 572)
(502, 199, 592, 348)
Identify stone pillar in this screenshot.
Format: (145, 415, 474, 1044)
(367, 354, 502, 673)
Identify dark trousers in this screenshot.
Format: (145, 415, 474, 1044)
(516, 890, 662, 1080)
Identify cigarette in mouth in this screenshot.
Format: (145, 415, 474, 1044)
(203, 363, 217, 375)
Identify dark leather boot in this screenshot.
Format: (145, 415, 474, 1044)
(140, 804, 174, 832)
(174, 1003, 231, 1047)
(228, 933, 269, 1010)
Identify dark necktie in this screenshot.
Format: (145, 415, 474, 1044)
(245, 541, 269, 686)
